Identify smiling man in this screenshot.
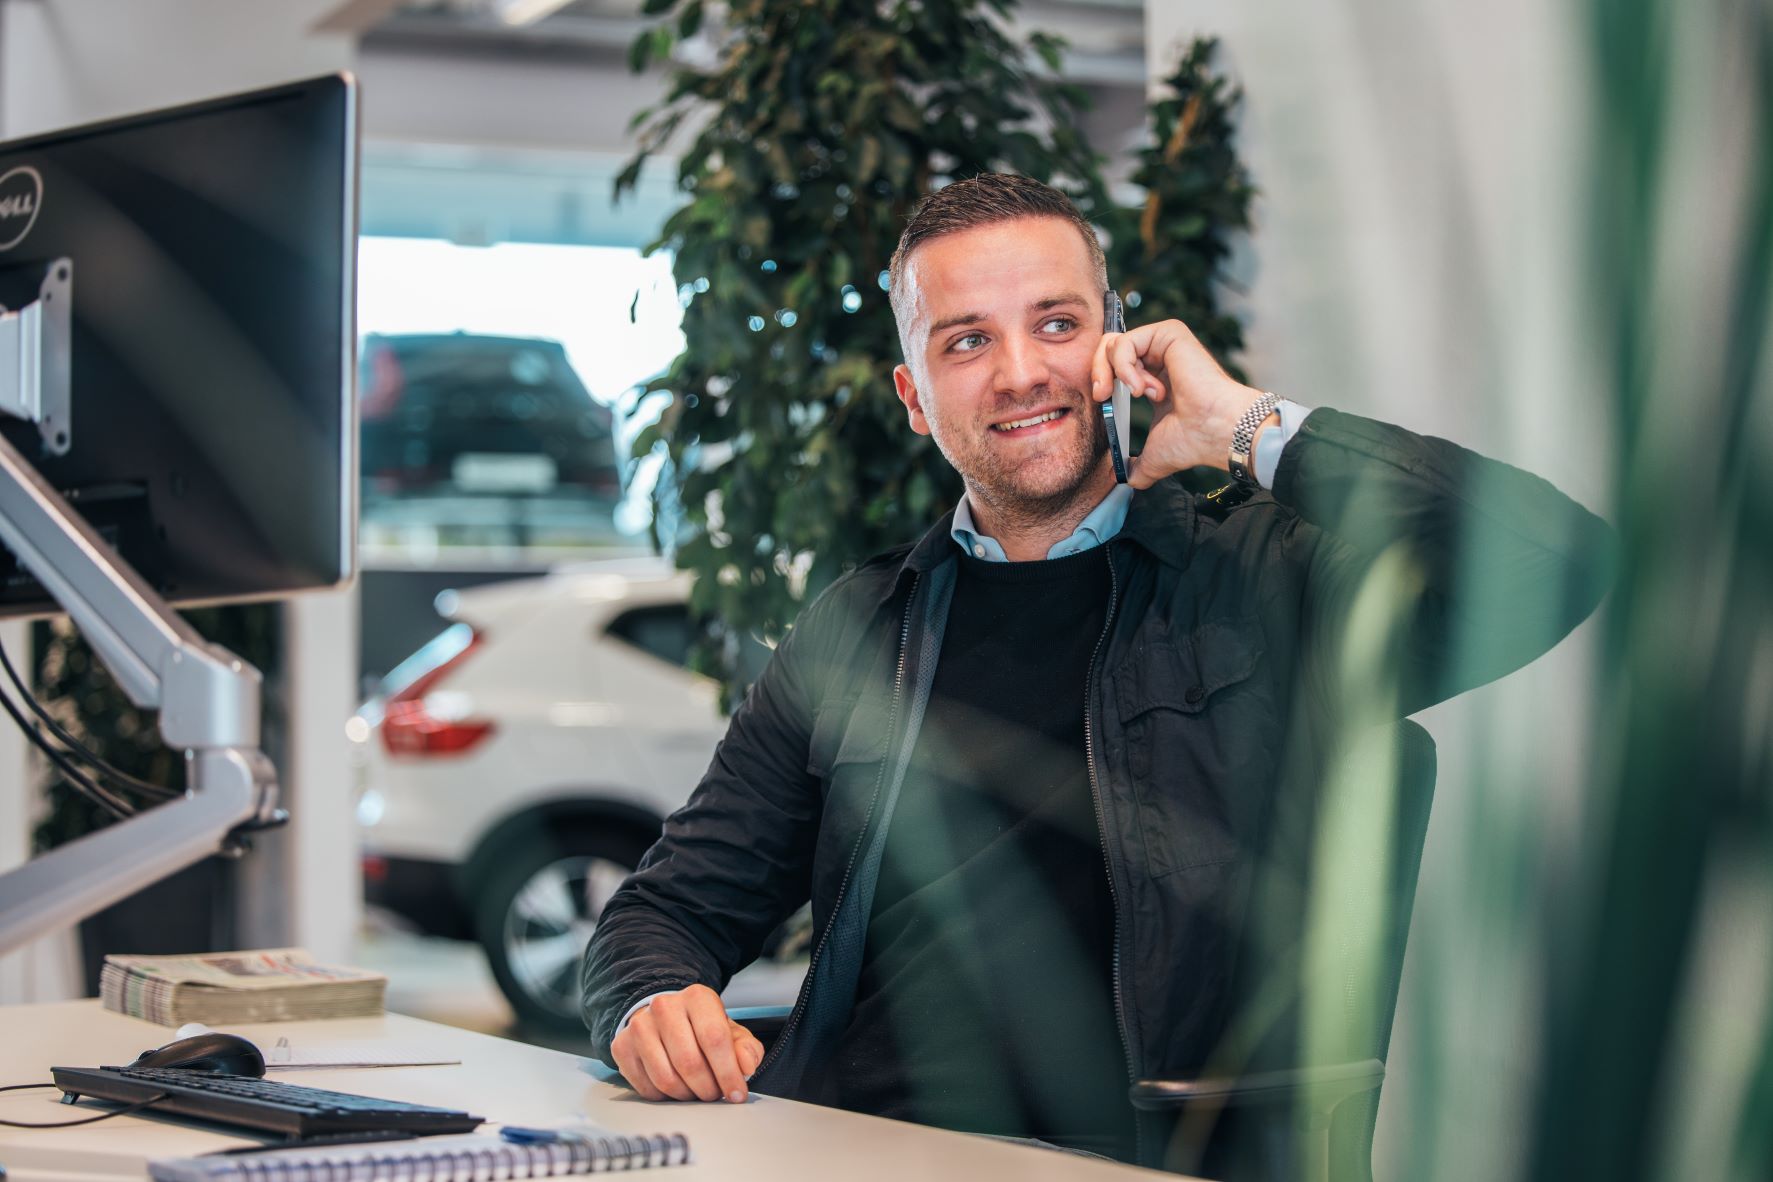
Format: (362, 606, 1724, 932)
(582, 174, 1614, 1171)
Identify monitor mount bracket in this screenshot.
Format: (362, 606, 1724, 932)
(0, 258, 284, 953)
(0, 258, 73, 456)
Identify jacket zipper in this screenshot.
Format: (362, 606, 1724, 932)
(755, 573, 919, 1078)
(1084, 546, 1143, 1154)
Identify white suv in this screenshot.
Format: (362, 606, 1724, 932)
(354, 556, 737, 1034)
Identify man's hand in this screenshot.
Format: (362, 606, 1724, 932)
(609, 984, 766, 1103)
(1090, 318, 1275, 489)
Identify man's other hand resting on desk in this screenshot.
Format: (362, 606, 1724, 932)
(609, 985, 763, 1103)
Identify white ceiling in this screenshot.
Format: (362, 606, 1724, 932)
(338, 0, 1147, 86)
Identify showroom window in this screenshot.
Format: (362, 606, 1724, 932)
(355, 236, 683, 562)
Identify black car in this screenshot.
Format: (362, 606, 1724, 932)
(359, 333, 621, 501)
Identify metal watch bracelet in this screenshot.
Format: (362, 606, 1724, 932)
(1227, 391, 1283, 486)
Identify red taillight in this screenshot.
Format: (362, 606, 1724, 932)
(382, 707, 496, 757)
(379, 629, 497, 758)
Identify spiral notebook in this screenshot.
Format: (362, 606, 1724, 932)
(148, 1130, 693, 1181)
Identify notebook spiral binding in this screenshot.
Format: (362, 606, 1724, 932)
(149, 1130, 693, 1181)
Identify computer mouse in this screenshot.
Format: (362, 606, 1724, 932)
(127, 1031, 267, 1077)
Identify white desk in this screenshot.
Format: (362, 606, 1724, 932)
(0, 1002, 1177, 1181)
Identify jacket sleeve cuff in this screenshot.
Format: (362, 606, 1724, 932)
(1254, 400, 1315, 489)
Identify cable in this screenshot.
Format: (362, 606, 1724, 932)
(0, 633, 179, 801)
(0, 677, 135, 820)
(0, 1082, 170, 1127)
(0, 634, 176, 799)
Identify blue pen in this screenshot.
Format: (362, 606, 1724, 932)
(500, 1125, 587, 1144)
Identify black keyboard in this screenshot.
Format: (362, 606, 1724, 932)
(51, 1066, 484, 1138)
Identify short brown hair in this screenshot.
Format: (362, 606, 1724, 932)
(888, 173, 1108, 360)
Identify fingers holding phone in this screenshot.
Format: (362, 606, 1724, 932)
(1090, 319, 1176, 407)
(1090, 313, 1267, 488)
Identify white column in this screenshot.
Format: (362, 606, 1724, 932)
(281, 586, 363, 965)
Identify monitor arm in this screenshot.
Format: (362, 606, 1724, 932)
(0, 259, 281, 953)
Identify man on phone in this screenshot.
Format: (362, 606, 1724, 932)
(582, 173, 1613, 1169)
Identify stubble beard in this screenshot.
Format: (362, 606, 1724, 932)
(930, 386, 1111, 536)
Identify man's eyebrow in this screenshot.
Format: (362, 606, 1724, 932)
(925, 294, 1091, 341)
(927, 311, 987, 338)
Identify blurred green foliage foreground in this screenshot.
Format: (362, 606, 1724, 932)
(1523, 1, 1773, 1180)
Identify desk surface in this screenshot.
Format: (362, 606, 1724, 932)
(0, 1001, 1175, 1181)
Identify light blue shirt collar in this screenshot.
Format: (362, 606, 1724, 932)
(951, 484, 1133, 562)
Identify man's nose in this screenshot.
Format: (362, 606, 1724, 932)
(993, 334, 1051, 396)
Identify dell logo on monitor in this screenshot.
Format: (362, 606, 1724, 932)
(0, 166, 43, 251)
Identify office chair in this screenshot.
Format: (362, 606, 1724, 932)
(1130, 719, 1437, 1182)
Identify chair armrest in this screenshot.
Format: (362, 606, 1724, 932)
(1129, 1058, 1385, 1115)
(728, 1004, 793, 1051)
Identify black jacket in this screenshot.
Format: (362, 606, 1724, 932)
(581, 409, 1614, 1166)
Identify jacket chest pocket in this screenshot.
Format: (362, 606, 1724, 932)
(806, 696, 891, 840)
(1112, 617, 1273, 877)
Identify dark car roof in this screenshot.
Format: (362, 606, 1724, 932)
(361, 333, 590, 395)
(366, 332, 569, 353)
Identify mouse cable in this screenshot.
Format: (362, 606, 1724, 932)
(0, 632, 179, 803)
(0, 1082, 169, 1127)
(0, 677, 135, 821)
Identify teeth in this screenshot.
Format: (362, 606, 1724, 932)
(993, 410, 1064, 431)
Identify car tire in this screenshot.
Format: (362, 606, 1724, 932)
(472, 823, 653, 1037)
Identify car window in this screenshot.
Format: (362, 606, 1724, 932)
(605, 603, 774, 686)
(605, 604, 694, 670)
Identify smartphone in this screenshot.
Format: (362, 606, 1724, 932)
(1101, 290, 1133, 483)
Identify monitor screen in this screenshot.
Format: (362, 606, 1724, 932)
(0, 74, 356, 617)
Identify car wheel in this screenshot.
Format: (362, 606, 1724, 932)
(472, 825, 652, 1036)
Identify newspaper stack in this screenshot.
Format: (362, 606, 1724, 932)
(100, 948, 388, 1026)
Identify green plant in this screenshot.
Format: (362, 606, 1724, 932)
(1099, 36, 1257, 495)
(617, 0, 1102, 700)
(620, 9, 1256, 701)
(1104, 37, 1255, 383)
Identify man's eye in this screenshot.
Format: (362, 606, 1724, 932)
(950, 332, 988, 353)
(1039, 316, 1077, 335)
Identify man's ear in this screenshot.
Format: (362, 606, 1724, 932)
(894, 364, 933, 437)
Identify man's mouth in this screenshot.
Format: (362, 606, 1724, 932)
(990, 408, 1070, 433)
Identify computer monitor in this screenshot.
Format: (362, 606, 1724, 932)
(0, 74, 356, 953)
(0, 73, 356, 616)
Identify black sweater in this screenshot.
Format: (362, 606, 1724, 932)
(821, 547, 1135, 1160)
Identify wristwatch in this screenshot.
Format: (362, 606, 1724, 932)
(1227, 391, 1283, 487)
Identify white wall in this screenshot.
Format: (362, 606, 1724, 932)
(0, 0, 362, 996)
(0, 0, 354, 135)
(1141, 4, 1610, 1179)
(358, 42, 665, 157)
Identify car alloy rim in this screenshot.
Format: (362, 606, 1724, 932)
(503, 854, 631, 1018)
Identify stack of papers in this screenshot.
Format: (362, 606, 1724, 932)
(99, 948, 387, 1026)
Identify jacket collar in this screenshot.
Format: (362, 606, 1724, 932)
(904, 509, 960, 573)
(1116, 475, 1200, 570)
